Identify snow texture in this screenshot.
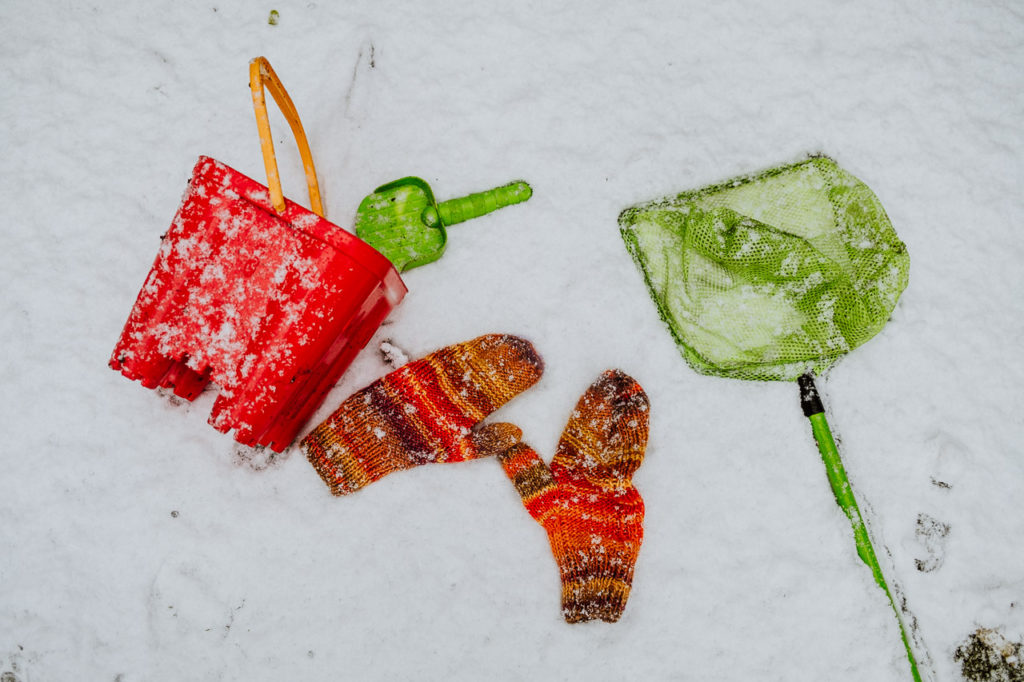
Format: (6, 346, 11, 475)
(1, 2, 1022, 681)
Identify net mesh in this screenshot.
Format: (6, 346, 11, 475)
(619, 156, 909, 381)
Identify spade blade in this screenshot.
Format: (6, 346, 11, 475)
(355, 176, 445, 273)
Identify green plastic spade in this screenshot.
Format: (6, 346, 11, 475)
(355, 177, 532, 273)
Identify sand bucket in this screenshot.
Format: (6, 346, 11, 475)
(110, 57, 406, 451)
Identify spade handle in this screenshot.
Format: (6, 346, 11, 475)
(422, 181, 532, 227)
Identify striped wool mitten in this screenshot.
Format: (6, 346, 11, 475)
(302, 334, 543, 495)
(498, 369, 649, 623)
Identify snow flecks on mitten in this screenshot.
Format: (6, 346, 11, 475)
(498, 369, 650, 624)
(301, 334, 543, 496)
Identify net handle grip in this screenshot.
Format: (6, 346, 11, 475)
(249, 57, 324, 217)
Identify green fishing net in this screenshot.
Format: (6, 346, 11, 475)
(619, 156, 909, 382)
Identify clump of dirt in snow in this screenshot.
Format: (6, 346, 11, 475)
(954, 628, 1023, 681)
(379, 339, 410, 368)
(232, 443, 288, 471)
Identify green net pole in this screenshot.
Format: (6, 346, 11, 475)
(799, 374, 922, 682)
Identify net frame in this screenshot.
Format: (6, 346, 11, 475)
(619, 156, 909, 381)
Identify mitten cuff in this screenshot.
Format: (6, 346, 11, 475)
(561, 575, 633, 624)
(303, 427, 387, 496)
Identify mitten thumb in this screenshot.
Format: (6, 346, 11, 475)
(462, 422, 523, 460)
(496, 441, 557, 524)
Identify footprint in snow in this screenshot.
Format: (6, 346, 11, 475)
(149, 558, 246, 652)
(927, 430, 969, 491)
(911, 430, 965, 573)
(913, 513, 950, 573)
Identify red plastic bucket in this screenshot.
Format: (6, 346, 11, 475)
(111, 156, 406, 451)
(110, 59, 407, 451)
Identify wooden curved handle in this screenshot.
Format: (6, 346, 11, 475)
(249, 57, 324, 217)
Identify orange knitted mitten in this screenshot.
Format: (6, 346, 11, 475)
(302, 334, 543, 495)
(498, 369, 649, 623)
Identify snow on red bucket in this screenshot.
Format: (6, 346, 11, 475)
(110, 156, 406, 451)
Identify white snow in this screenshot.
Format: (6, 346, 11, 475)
(2, 1, 1023, 681)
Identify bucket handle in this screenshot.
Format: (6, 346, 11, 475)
(249, 57, 325, 217)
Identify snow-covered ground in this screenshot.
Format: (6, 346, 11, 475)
(2, 2, 1022, 680)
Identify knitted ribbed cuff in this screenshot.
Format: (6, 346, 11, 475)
(304, 434, 389, 496)
(561, 575, 633, 624)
